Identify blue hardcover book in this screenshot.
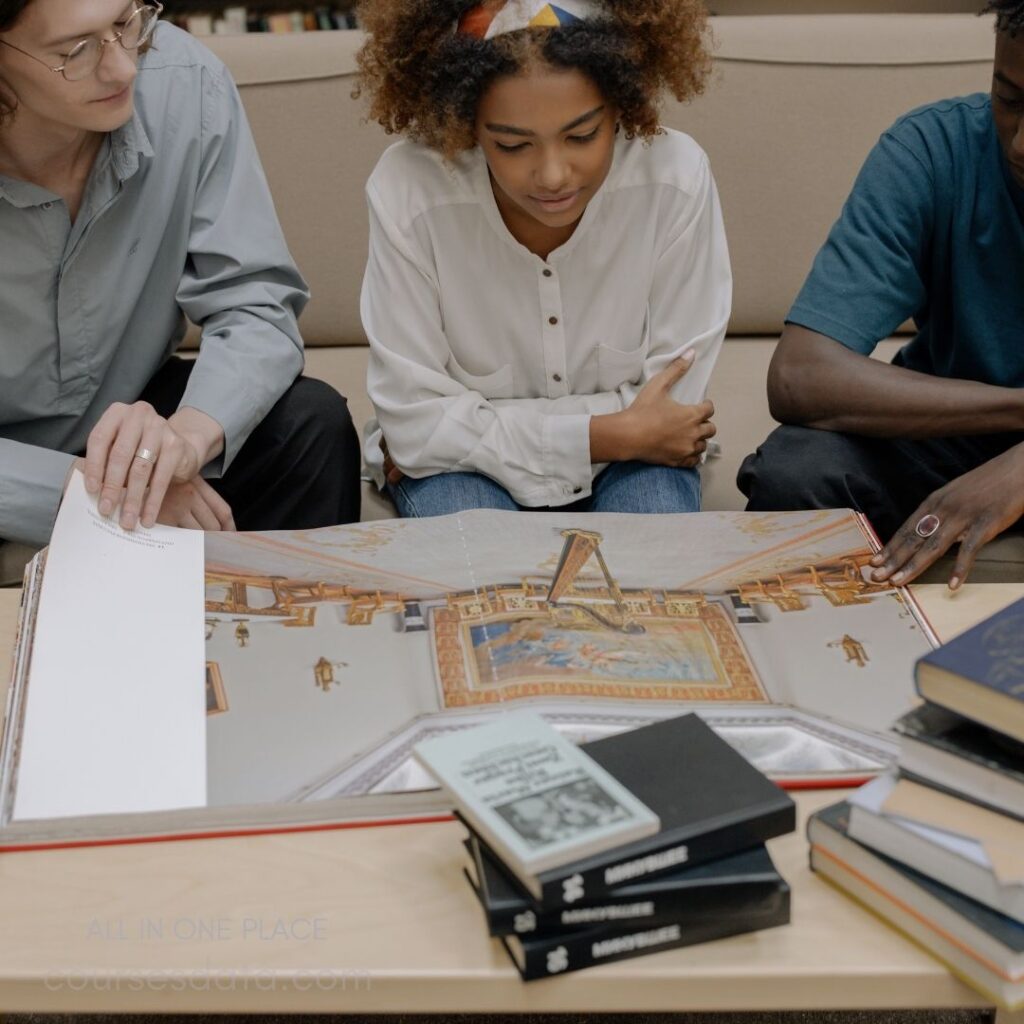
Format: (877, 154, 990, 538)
(914, 598, 1024, 744)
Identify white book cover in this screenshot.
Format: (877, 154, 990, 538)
(414, 711, 659, 876)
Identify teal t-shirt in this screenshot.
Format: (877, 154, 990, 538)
(788, 94, 1024, 386)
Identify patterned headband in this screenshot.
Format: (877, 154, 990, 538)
(456, 0, 599, 41)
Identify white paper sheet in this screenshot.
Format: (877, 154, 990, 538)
(13, 472, 206, 821)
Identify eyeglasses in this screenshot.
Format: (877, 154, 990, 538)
(0, 2, 163, 83)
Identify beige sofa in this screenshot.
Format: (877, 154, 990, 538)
(3, 13, 1019, 585)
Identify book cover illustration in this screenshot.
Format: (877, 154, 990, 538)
(199, 508, 927, 807)
(414, 711, 658, 875)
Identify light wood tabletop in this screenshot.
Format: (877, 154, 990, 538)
(0, 583, 1021, 1017)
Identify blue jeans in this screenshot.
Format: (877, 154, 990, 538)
(388, 461, 701, 518)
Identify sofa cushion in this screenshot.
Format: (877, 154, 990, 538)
(202, 15, 995, 345)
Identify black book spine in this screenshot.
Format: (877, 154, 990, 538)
(505, 889, 790, 981)
(488, 878, 786, 938)
(537, 803, 796, 907)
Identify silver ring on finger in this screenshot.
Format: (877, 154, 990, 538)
(915, 513, 940, 539)
(135, 447, 157, 464)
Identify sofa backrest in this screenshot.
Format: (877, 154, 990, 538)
(204, 14, 994, 345)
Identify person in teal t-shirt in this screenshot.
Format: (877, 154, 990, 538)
(739, 0, 1024, 591)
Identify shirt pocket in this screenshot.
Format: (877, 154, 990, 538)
(596, 341, 648, 393)
(446, 352, 515, 400)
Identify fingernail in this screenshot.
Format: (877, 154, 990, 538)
(681, 349, 696, 362)
(99, 499, 112, 517)
(141, 515, 154, 529)
(869, 554, 883, 566)
(86, 477, 98, 493)
(123, 515, 136, 531)
(949, 576, 961, 591)
(871, 568, 888, 580)
(891, 571, 905, 584)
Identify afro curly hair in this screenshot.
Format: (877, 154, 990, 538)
(354, 0, 711, 159)
(984, 0, 1024, 36)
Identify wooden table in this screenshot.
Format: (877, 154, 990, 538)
(0, 584, 1022, 1018)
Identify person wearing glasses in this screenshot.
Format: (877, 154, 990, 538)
(0, 0, 360, 553)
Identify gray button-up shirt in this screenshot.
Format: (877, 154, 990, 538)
(0, 23, 308, 546)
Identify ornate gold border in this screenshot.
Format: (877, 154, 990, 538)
(433, 597, 766, 708)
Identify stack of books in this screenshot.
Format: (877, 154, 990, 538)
(416, 712, 795, 980)
(808, 597, 1024, 1010)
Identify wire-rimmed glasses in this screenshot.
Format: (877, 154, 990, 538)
(0, 2, 163, 83)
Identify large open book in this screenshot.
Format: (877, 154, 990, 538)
(1, 472, 935, 851)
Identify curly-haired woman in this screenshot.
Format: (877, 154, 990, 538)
(356, 0, 731, 517)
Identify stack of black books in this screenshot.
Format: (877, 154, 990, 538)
(458, 714, 796, 980)
(808, 597, 1024, 1010)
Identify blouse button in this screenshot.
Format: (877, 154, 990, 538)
(548, 316, 558, 325)
(552, 373, 562, 383)
(542, 269, 553, 277)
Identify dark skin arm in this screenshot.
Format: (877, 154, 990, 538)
(768, 324, 1024, 437)
(768, 324, 1024, 588)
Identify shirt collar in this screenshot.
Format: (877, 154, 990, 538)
(0, 107, 153, 208)
(109, 106, 154, 182)
(0, 175, 55, 209)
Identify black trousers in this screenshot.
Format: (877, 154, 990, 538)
(737, 424, 1022, 542)
(140, 357, 361, 530)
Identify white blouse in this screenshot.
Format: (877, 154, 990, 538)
(361, 127, 731, 507)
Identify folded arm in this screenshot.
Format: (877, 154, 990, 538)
(768, 324, 1024, 437)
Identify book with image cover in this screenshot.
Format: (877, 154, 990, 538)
(455, 713, 795, 905)
(0, 472, 932, 852)
(501, 862, 790, 981)
(414, 711, 659, 877)
(914, 597, 1024, 744)
(463, 834, 786, 937)
(809, 800, 1024, 1010)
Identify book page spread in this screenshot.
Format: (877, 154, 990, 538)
(5, 499, 934, 842)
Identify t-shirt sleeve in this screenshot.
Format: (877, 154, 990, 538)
(786, 130, 935, 355)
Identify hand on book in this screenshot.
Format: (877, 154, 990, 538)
(591, 353, 716, 467)
(152, 477, 235, 531)
(870, 443, 1024, 589)
(83, 402, 224, 530)
(72, 458, 235, 533)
